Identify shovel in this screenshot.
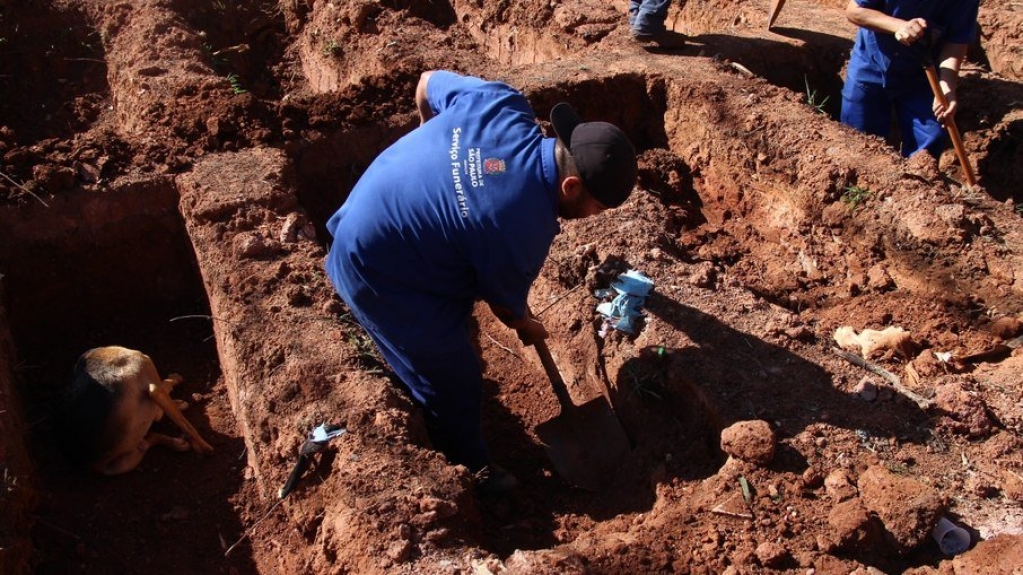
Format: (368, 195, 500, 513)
(767, 0, 787, 29)
(918, 28, 977, 188)
(922, 64, 977, 187)
(532, 338, 630, 491)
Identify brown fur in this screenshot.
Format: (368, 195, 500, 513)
(71, 346, 214, 475)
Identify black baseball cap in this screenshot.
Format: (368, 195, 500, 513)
(550, 102, 638, 208)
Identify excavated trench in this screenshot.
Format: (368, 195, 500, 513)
(3, 1, 1023, 574)
(0, 74, 734, 573)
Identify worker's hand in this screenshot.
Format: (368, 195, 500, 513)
(893, 17, 926, 45)
(933, 91, 957, 125)
(515, 317, 549, 347)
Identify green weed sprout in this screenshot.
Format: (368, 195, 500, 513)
(842, 185, 872, 209)
(227, 73, 247, 95)
(323, 40, 342, 57)
(804, 75, 830, 115)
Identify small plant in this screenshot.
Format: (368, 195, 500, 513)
(336, 313, 383, 370)
(1015, 203, 1023, 216)
(621, 361, 663, 402)
(842, 185, 872, 209)
(804, 75, 830, 115)
(202, 42, 228, 72)
(323, 40, 342, 57)
(226, 73, 247, 95)
(886, 461, 911, 475)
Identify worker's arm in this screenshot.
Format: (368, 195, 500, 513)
(488, 303, 549, 346)
(415, 71, 436, 125)
(845, 0, 926, 45)
(933, 42, 968, 124)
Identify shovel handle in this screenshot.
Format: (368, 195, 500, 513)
(533, 339, 574, 409)
(767, 0, 787, 29)
(923, 64, 977, 187)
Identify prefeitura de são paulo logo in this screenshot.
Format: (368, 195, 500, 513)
(483, 158, 506, 175)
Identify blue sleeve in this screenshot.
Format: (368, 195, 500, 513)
(943, 0, 978, 45)
(855, 0, 884, 9)
(474, 227, 553, 320)
(426, 71, 488, 116)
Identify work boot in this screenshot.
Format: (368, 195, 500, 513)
(631, 29, 687, 49)
(475, 464, 520, 498)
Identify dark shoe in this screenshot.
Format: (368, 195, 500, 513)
(475, 464, 520, 498)
(631, 29, 687, 49)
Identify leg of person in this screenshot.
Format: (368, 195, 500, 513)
(631, 0, 671, 34)
(402, 342, 491, 472)
(356, 325, 490, 470)
(368, 331, 519, 496)
(631, 0, 685, 48)
(628, 0, 641, 29)
(896, 84, 948, 158)
(841, 79, 893, 141)
(341, 304, 518, 494)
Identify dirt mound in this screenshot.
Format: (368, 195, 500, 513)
(2, 1, 1022, 574)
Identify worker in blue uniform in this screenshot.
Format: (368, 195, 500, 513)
(325, 70, 638, 496)
(841, 0, 979, 157)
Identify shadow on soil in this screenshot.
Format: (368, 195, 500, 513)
(689, 30, 852, 119)
(640, 291, 934, 453)
(462, 278, 935, 556)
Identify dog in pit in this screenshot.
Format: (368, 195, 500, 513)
(60, 346, 214, 475)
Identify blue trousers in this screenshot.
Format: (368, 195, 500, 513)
(840, 78, 948, 158)
(358, 319, 491, 472)
(629, 0, 673, 34)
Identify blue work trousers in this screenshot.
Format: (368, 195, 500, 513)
(629, 0, 673, 35)
(359, 320, 491, 472)
(840, 78, 948, 158)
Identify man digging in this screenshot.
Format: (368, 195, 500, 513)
(325, 70, 638, 497)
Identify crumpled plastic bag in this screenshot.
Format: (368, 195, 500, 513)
(595, 270, 654, 335)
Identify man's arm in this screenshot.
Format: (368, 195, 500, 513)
(415, 71, 436, 125)
(933, 42, 969, 123)
(488, 303, 549, 346)
(845, 0, 926, 45)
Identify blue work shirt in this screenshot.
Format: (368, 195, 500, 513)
(846, 0, 979, 93)
(326, 71, 560, 354)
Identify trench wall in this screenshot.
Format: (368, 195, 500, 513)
(0, 287, 33, 575)
(175, 148, 479, 573)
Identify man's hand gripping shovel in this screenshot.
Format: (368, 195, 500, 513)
(916, 26, 977, 188)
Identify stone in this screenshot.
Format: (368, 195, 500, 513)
(755, 541, 789, 568)
(823, 469, 858, 502)
(858, 465, 943, 553)
(720, 420, 776, 465)
(825, 497, 881, 552)
(950, 534, 1023, 574)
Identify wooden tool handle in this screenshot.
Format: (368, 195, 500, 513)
(923, 65, 977, 187)
(533, 339, 574, 409)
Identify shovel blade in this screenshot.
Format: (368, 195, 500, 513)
(535, 397, 631, 492)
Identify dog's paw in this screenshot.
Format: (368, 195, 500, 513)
(168, 437, 191, 452)
(165, 373, 184, 386)
(145, 432, 191, 452)
(189, 436, 215, 454)
(174, 399, 190, 411)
